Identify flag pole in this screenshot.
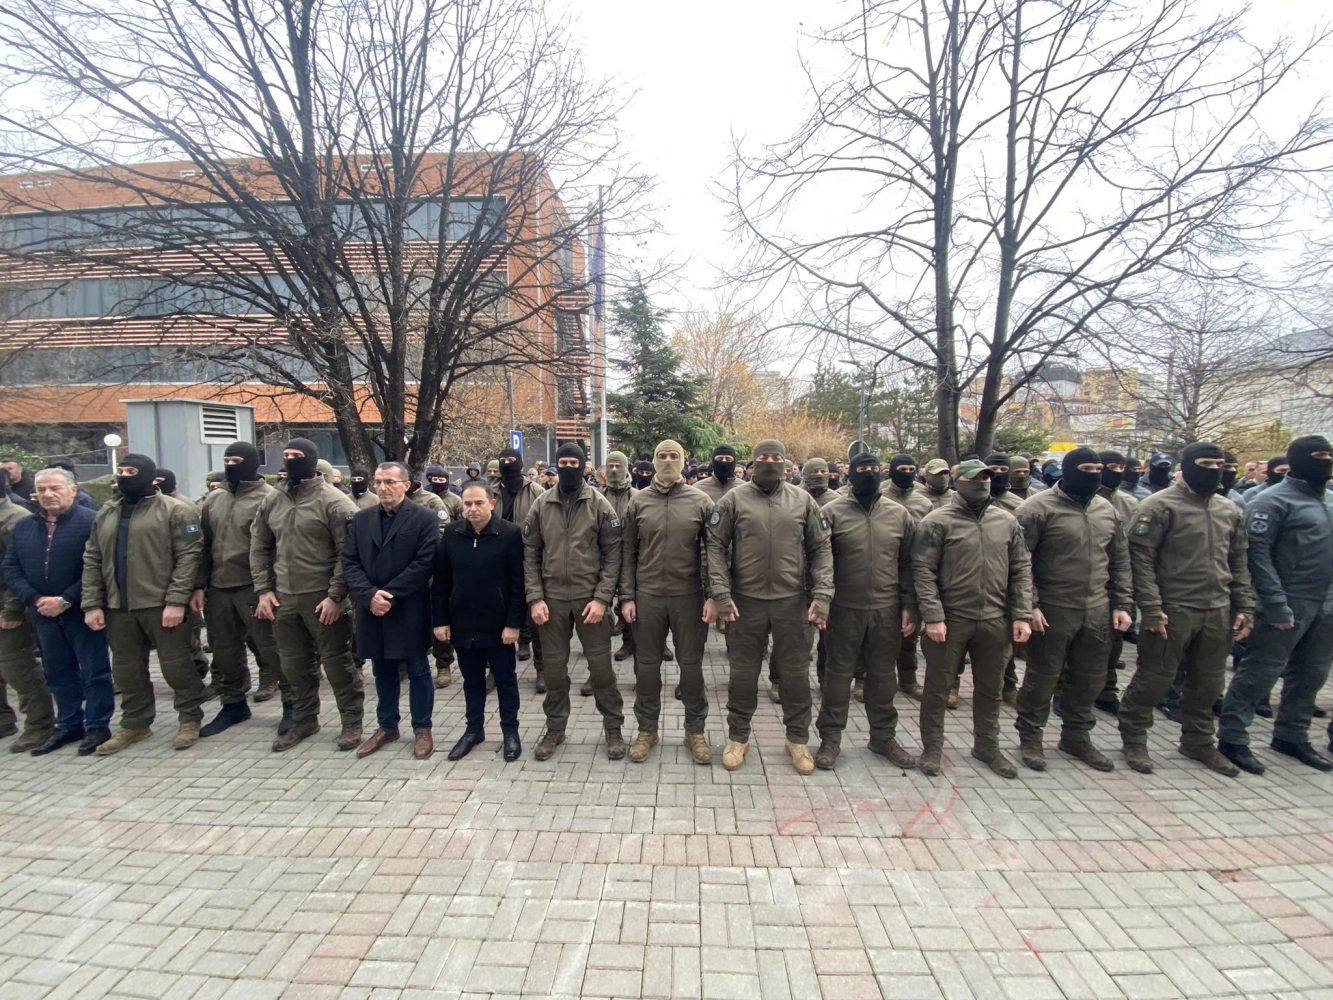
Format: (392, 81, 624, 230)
(595, 187, 608, 465)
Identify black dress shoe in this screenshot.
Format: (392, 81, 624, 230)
(1255, 700, 1273, 719)
(1271, 739, 1333, 771)
(447, 730, 485, 761)
(77, 727, 112, 756)
(1093, 694, 1120, 714)
(1219, 741, 1265, 775)
(503, 731, 521, 762)
(31, 727, 85, 756)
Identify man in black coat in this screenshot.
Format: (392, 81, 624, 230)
(433, 480, 525, 761)
(341, 462, 440, 760)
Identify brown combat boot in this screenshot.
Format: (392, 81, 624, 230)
(172, 722, 201, 751)
(814, 737, 840, 771)
(1122, 744, 1153, 773)
(335, 724, 363, 751)
(272, 720, 319, 752)
(1019, 740, 1047, 771)
(722, 739, 748, 771)
(1058, 738, 1114, 772)
(684, 731, 712, 765)
(11, 728, 52, 753)
(971, 746, 1017, 779)
(900, 678, 924, 701)
(253, 682, 280, 703)
(435, 666, 452, 689)
(867, 737, 918, 769)
(628, 731, 658, 763)
(852, 679, 865, 703)
(534, 729, 564, 760)
(95, 728, 152, 756)
(785, 740, 815, 775)
(946, 687, 959, 710)
(1179, 743, 1239, 777)
(919, 745, 943, 776)
(605, 728, 627, 760)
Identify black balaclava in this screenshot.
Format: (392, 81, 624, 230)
(631, 460, 655, 490)
(118, 453, 158, 501)
(283, 437, 319, 489)
(751, 439, 787, 493)
(1266, 454, 1288, 487)
(849, 451, 881, 507)
(1148, 456, 1173, 489)
(154, 468, 177, 496)
(1220, 451, 1239, 494)
(498, 447, 525, 490)
(1060, 447, 1102, 500)
(1123, 460, 1142, 488)
(224, 441, 261, 490)
(1099, 450, 1126, 492)
(888, 454, 916, 491)
(555, 443, 586, 495)
(1041, 460, 1062, 488)
(984, 453, 1010, 496)
(425, 464, 449, 496)
(711, 445, 737, 482)
(350, 467, 370, 498)
(1180, 442, 1225, 496)
(1287, 435, 1333, 490)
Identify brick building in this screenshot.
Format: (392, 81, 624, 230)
(0, 156, 599, 472)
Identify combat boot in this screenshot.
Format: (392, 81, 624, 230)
(722, 739, 748, 771)
(272, 720, 319, 752)
(335, 724, 362, 751)
(867, 737, 918, 769)
(628, 731, 658, 763)
(785, 740, 815, 776)
(172, 722, 201, 750)
(1019, 739, 1047, 771)
(1179, 743, 1239, 777)
(613, 642, 634, 662)
(852, 678, 865, 703)
(435, 665, 453, 689)
(253, 682, 279, 703)
(900, 678, 924, 701)
(814, 737, 840, 771)
(684, 731, 712, 765)
(534, 729, 564, 760)
(605, 728, 627, 760)
(919, 745, 943, 776)
(946, 687, 959, 710)
(95, 728, 152, 756)
(971, 746, 1017, 779)
(11, 728, 52, 753)
(768, 682, 781, 703)
(534, 670, 547, 694)
(1058, 738, 1114, 772)
(580, 679, 594, 697)
(1121, 744, 1153, 774)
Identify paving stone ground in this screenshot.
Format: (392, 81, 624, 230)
(1, 633, 1331, 1000)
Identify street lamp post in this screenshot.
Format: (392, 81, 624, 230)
(103, 433, 122, 473)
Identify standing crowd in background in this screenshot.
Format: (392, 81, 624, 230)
(0, 432, 1329, 783)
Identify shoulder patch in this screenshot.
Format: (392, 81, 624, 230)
(438, 509, 449, 520)
(818, 514, 829, 533)
(345, 511, 356, 524)
(1249, 512, 1269, 534)
(709, 510, 721, 526)
(183, 522, 199, 533)
(610, 517, 621, 529)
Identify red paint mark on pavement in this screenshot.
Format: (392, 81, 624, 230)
(903, 784, 960, 838)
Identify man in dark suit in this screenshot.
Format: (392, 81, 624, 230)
(342, 462, 440, 760)
(433, 480, 526, 761)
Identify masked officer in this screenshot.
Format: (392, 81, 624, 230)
(194, 441, 291, 738)
(921, 459, 952, 510)
(630, 460, 655, 491)
(1242, 454, 1290, 505)
(524, 443, 623, 760)
(697, 445, 742, 503)
(621, 439, 715, 764)
(422, 466, 464, 519)
(1121, 457, 1151, 499)
(1091, 450, 1141, 713)
(814, 451, 918, 770)
(1118, 442, 1253, 775)
(913, 459, 1032, 778)
(251, 438, 364, 753)
(496, 446, 547, 687)
(801, 458, 837, 507)
(0, 489, 56, 752)
(1218, 435, 1333, 774)
(349, 468, 377, 510)
(877, 454, 932, 701)
(485, 459, 502, 489)
(1008, 456, 1038, 503)
(983, 453, 1020, 512)
(1013, 448, 1132, 772)
(602, 451, 638, 666)
(403, 473, 457, 688)
(1144, 453, 1174, 494)
(82, 454, 209, 754)
(705, 438, 833, 775)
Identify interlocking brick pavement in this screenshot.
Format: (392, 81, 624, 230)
(1, 634, 1331, 999)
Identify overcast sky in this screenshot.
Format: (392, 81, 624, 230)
(562, 0, 1332, 333)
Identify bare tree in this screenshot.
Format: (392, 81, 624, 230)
(728, 0, 1332, 461)
(671, 300, 783, 433)
(0, 0, 648, 470)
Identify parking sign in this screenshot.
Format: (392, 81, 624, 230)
(509, 429, 523, 453)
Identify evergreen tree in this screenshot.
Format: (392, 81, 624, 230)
(607, 280, 720, 457)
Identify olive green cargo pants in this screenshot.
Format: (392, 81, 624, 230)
(108, 607, 208, 730)
(205, 585, 287, 706)
(631, 591, 709, 733)
(816, 603, 902, 745)
(1016, 604, 1109, 745)
(274, 592, 363, 729)
(538, 597, 623, 732)
(920, 616, 1008, 754)
(0, 620, 54, 736)
(725, 594, 813, 743)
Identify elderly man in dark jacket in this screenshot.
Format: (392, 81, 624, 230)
(433, 480, 526, 762)
(342, 462, 440, 760)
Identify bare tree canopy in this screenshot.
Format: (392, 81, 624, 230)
(728, 0, 1333, 461)
(0, 0, 649, 470)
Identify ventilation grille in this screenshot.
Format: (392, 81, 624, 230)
(199, 405, 240, 443)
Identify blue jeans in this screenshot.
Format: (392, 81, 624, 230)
(32, 611, 114, 731)
(371, 656, 433, 733)
(456, 644, 520, 735)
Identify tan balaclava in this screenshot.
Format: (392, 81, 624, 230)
(652, 439, 685, 491)
(606, 450, 630, 487)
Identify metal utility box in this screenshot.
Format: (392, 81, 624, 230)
(123, 399, 255, 496)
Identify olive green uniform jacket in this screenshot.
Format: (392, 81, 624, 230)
(522, 483, 622, 606)
(910, 494, 1032, 624)
(824, 494, 916, 612)
(1014, 486, 1131, 614)
(621, 482, 712, 600)
(250, 478, 358, 600)
(83, 492, 203, 611)
(199, 478, 276, 589)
